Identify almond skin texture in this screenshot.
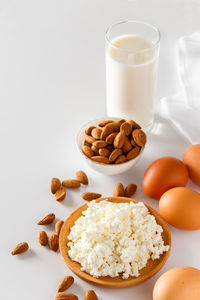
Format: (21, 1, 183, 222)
(55, 187, 66, 202)
(113, 183, 125, 197)
(82, 145, 94, 158)
(49, 234, 59, 252)
(54, 292, 78, 300)
(105, 132, 118, 144)
(98, 120, 113, 127)
(92, 140, 107, 148)
(85, 135, 96, 144)
(132, 129, 146, 146)
(115, 155, 127, 164)
(100, 122, 120, 140)
(11, 242, 29, 255)
(62, 179, 80, 188)
(82, 192, 102, 201)
(55, 220, 64, 236)
(38, 231, 48, 246)
(84, 290, 98, 300)
(76, 170, 88, 185)
(113, 132, 126, 149)
(91, 127, 102, 139)
(125, 184, 137, 197)
(91, 156, 110, 164)
(120, 121, 132, 136)
(85, 126, 95, 136)
(51, 178, 61, 194)
(109, 149, 123, 162)
(126, 146, 140, 160)
(37, 213, 55, 225)
(122, 136, 132, 153)
(57, 276, 74, 292)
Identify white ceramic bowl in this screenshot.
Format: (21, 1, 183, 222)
(76, 117, 145, 175)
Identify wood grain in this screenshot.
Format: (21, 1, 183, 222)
(59, 197, 171, 289)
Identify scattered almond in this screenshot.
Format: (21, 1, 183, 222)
(38, 231, 48, 246)
(62, 179, 80, 188)
(92, 140, 107, 148)
(49, 234, 59, 252)
(11, 242, 29, 255)
(91, 127, 102, 139)
(125, 184, 137, 197)
(76, 170, 88, 185)
(51, 178, 61, 194)
(55, 187, 66, 202)
(113, 183, 125, 197)
(37, 213, 55, 225)
(113, 132, 126, 149)
(82, 145, 94, 158)
(85, 135, 96, 144)
(55, 220, 64, 236)
(85, 126, 95, 136)
(120, 121, 132, 135)
(126, 146, 140, 160)
(99, 148, 110, 157)
(82, 192, 102, 201)
(115, 154, 127, 164)
(109, 149, 123, 162)
(91, 156, 110, 164)
(54, 292, 78, 300)
(98, 120, 113, 127)
(84, 290, 98, 300)
(132, 129, 146, 146)
(57, 276, 74, 292)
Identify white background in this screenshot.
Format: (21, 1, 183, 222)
(0, 0, 200, 299)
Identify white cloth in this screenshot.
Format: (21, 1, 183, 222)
(157, 33, 200, 144)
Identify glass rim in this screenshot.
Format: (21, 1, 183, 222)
(105, 20, 160, 54)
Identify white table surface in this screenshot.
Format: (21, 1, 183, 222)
(0, 1, 200, 299)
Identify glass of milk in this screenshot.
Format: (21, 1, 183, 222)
(105, 21, 160, 131)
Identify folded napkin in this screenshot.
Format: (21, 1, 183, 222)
(157, 33, 200, 145)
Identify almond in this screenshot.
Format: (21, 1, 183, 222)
(91, 145, 99, 155)
(76, 170, 88, 185)
(127, 119, 141, 129)
(98, 120, 113, 127)
(132, 129, 147, 146)
(11, 242, 29, 255)
(92, 140, 107, 148)
(55, 220, 64, 236)
(122, 136, 132, 153)
(85, 126, 95, 136)
(130, 137, 137, 147)
(82, 192, 102, 201)
(62, 179, 80, 188)
(84, 290, 98, 300)
(54, 292, 78, 300)
(91, 156, 110, 164)
(55, 187, 66, 202)
(109, 149, 122, 162)
(49, 234, 59, 252)
(115, 154, 127, 164)
(100, 122, 120, 140)
(99, 148, 110, 157)
(85, 135, 96, 144)
(125, 184, 137, 197)
(113, 183, 125, 197)
(51, 178, 61, 194)
(117, 119, 126, 125)
(126, 146, 140, 160)
(82, 145, 94, 158)
(120, 121, 132, 135)
(106, 144, 114, 152)
(91, 128, 102, 139)
(38, 231, 48, 246)
(84, 141, 91, 147)
(105, 132, 118, 144)
(37, 213, 55, 225)
(113, 132, 126, 149)
(57, 276, 74, 292)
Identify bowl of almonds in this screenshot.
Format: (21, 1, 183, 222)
(76, 117, 147, 175)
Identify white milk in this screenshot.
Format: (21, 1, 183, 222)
(106, 35, 158, 129)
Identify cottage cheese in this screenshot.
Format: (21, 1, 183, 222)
(68, 200, 169, 279)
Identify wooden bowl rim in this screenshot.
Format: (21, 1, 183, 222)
(59, 197, 171, 289)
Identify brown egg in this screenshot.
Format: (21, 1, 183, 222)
(153, 267, 200, 300)
(183, 144, 200, 186)
(143, 157, 189, 199)
(159, 187, 200, 230)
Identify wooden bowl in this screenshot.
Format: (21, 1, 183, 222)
(59, 197, 171, 289)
